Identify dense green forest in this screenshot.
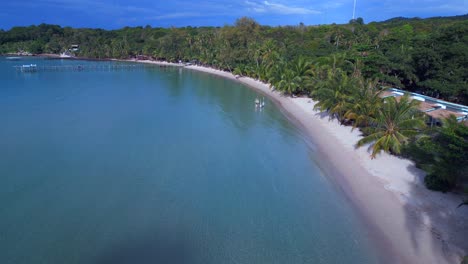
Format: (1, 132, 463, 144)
(1, 15, 467, 104)
(1, 16, 467, 193)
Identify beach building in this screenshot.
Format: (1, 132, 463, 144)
(60, 50, 73, 58)
(70, 45, 79, 52)
(382, 88, 468, 125)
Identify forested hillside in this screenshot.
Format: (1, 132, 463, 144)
(1, 16, 467, 192)
(1, 15, 467, 104)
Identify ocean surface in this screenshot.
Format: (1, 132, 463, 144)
(0, 57, 380, 263)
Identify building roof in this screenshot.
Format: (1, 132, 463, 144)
(425, 109, 466, 120)
(380, 90, 396, 98)
(377, 88, 468, 123)
(418, 101, 438, 112)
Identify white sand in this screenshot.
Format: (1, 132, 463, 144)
(121, 59, 183, 67)
(120, 59, 467, 262)
(182, 65, 468, 264)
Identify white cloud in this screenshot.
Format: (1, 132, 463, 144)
(245, 0, 321, 15)
(376, 0, 468, 14)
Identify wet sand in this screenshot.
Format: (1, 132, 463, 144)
(181, 64, 468, 264)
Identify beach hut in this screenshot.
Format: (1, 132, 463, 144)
(381, 88, 468, 126)
(426, 109, 467, 126)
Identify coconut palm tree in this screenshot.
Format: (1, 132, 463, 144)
(253, 63, 270, 82)
(282, 56, 312, 94)
(260, 39, 279, 67)
(314, 53, 353, 74)
(268, 57, 311, 95)
(344, 77, 383, 129)
(275, 69, 302, 94)
(291, 56, 311, 77)
(356, 95, 426, 159)
(265, 58, 284, 88)
(311, 68, 357, 123)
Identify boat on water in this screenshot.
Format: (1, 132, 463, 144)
(255, 97, 266, 108)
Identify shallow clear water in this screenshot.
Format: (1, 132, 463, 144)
(0, 57, 380, 263)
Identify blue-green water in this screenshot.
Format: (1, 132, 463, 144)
(0, 57, 380, 263)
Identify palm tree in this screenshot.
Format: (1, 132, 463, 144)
(287, 56, 312, 94)
(268, 57, 311, 95)
(291, 56, 311, 77)
(275, 69, 301, 94)
(344, 77, 383, 129)
(356, 95, 426, 159)
(233, 64, 249, 77)
(315, 53, 348, 71)
(330, 26, 345, 49)
(252, 63, 269, 82)
(260, 39, 279, 67)
(311, 68, 356, 123)
(265, 58, 284, 89)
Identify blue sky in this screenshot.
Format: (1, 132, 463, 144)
(1, 0, 467, 29)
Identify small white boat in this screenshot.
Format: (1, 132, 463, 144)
(255, 98, 260, 107)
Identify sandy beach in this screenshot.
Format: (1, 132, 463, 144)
(122, 59, 468, 263)
(174, 64, 468, 264)
(121, 58, 183, 67)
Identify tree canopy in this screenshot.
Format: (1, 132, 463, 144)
(1, 16, 467, 193)
(1, 15, 467, 104)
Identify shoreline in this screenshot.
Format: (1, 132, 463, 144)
(10, 55, 468, 262)
(177, 64, 467, 263)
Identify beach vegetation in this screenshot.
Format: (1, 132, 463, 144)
(355, 95, 426, 158)
(1, 15, 467, 192)
(402, 115, 468, 191)
(311, 67, 356, 123)
(344, 78, 383, 129)
(1, 16, 467, 103)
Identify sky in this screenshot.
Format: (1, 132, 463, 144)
(1, 0, 467, 29)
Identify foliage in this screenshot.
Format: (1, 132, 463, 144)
(344, 77, 383, 129)
(356, 95, 426, 159)
(462, 255, 468, 264)
(1, 16, 467, 103)
(311, 67, 357, 123)
(1, 16, 467, 193)
(403, 116, 468, 191)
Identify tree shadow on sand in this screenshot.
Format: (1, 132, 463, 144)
(310, 109, 468, 263)
(403, 164, 468, 264)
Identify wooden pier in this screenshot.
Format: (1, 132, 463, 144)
(14, 63, 161, 72)
(15, 64, 38, 72)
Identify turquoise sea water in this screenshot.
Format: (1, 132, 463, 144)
(0, 57, 380, 263)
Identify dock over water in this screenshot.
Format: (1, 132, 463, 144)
(13, 63, 161, 72)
